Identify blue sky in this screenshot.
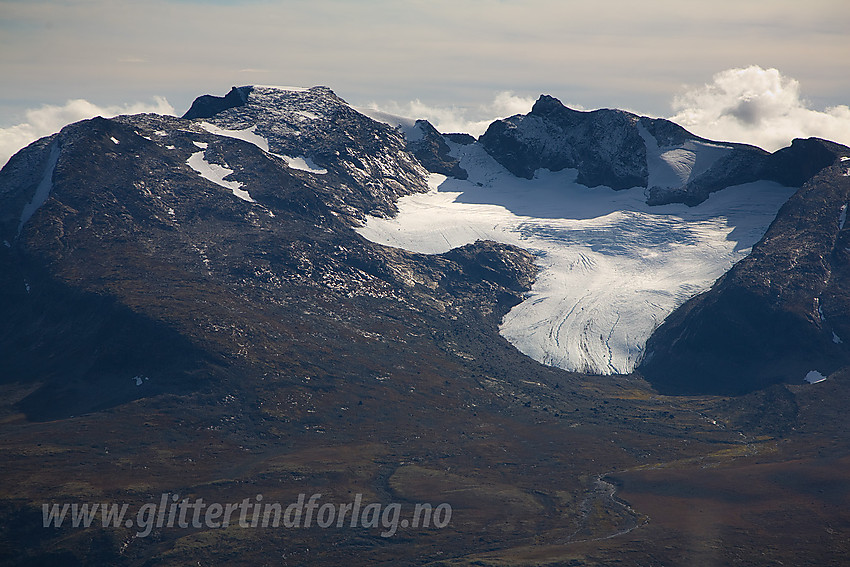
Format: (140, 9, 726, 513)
(2, 0, 849, 163)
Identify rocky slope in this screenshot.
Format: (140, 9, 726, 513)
(640, 142, 850, 394)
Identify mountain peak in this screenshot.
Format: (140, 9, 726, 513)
(530, 93, 574, 116)
(479, 94, 648, 189)
(182, 85, 253, 120)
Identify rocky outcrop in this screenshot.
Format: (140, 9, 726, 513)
(182, 85, 252, 119)
(443, 132, 476, 145)
(761, 137, 849, 187)
(640, 148, 850, 394)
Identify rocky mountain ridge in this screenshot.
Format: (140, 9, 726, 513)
(479, 93, 839, 206)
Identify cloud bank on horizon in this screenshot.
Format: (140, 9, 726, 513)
(671, 66, 850, 152)
(1, 66, 848, 168)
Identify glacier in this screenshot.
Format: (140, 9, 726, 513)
(357, 140, 795, 375)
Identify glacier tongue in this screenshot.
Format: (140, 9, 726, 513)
(357, 141, 795, 375)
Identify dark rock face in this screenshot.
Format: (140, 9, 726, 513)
(443, 132, 477, 145)
(405, 120, 468, 179)
(761, 137, 849, 187)
(182, 86, 253, 119)
(640, 150, 850, 395)
(479, 95, 648, 190)
(637, 116, 696, 147)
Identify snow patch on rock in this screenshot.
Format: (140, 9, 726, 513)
(357, 107, 421, 141)
(638, 123, 732, 195)
(200, 122, 270, 152)
(199, 121, 327, 174)
(17, 142, 61, 237)
(805, 370, 827, 384)
(282, 155, 328, 174)
(186, 150, 254, 202)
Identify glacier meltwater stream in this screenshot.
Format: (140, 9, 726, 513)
(356, 140, 796, 375)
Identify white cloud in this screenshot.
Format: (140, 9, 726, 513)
(670, 66, 850, 152)
(0, 97, 175, 168)
(366, 91, 540, 137)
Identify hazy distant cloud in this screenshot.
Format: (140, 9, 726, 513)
(366, 91, 541, 137)
(670, 66, 850, 152)
(0, 97, 175, 168)
(3, 0, 849, 134)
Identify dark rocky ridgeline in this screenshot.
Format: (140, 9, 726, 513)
(760, 137, 849, 187)
(477, 93, 843, 207)
(0, 86, 538, 420)
(443, 132, 477, 145)
(640, 142, 850, 394)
